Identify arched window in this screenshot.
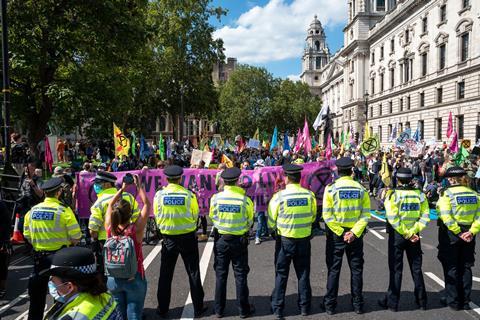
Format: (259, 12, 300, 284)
(315, 41, 320, 51)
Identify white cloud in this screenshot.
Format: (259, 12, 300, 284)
(287, 74, 301, 81)
(214, 0, 347, 64)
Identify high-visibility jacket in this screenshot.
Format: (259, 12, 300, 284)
(384, 187, 430, 238)
(44, 292, 120, 320)
(322, 176, 371, 237)
(23, 197, 81, 251)
(437, 185, 480, 235)
(268, 183, 317, 239)
(154, 183, 199, 235)
(88, 188, 139, 240)
(209, 185, 254, 235)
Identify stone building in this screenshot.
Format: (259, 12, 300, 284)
(302, 0, 480, 145)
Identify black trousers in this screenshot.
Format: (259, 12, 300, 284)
(438, 225, 475, 309)
(386, 229, 426, 308)
(157, 231, 204, 314)
(28, 252, 54, 320)
(271, 237, 311, 313)
(324, 228, 364, 310)
(213, 235, 251, 315)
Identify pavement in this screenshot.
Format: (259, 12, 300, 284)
(1, 213, 480, 320)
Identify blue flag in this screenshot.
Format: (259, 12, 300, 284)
(412, 127, 420, 142)
(283, 130, 290, 151)
(139, 135, 152, 161)
(270, 126, 278, 152)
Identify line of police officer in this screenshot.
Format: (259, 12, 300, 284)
(23, 157, 480, 319)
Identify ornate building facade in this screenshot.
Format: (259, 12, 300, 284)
(302, 0, 480, 145)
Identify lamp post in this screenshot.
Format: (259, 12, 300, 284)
(179, 84, 184, 142)
(1, 0, 11, 165)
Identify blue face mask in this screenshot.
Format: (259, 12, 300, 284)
(93, 183, 103, 194)
(48, 281, 69, 303)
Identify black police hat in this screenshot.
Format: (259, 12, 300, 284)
(335, 157, 354, 170)
(445, 166, 466, 178)
(93, 171, 117, 184)
(221, 167, 241, 182)
(41, 177, 64, 192)
(397, 167, 413, 180)
(45, 247, 97, 279)
(164, 165, 183, 179)
(282, 164, 303, 175)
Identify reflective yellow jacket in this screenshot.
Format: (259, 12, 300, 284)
(44, 292, 119, 320)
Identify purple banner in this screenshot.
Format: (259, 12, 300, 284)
(75, 162, 335, 218)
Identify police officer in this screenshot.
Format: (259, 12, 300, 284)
(154, 165, 207, 318)
(322, 157, 370, 315)
(209, 167, 255, 318)
(268, 164, 317, 319)
(437, 166, 480, 311)
(378, 168, 430, 312)
(23, 177, 82, 320)
(88, 171, 139, 273)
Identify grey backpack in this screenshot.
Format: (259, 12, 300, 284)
(103, 225, 138, 279)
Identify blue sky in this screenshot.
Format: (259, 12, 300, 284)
(210, 0, 347, 79)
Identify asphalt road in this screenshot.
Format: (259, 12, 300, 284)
(2, 213, 480, 320)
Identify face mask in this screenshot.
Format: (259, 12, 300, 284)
(48, 281, 69, 303)
(93, 184, 103, 194)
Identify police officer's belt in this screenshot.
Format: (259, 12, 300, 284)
(280, 236, 310, 242)
(220, 234, 244, 240)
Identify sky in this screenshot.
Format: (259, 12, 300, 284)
(210, 0, 348, 80)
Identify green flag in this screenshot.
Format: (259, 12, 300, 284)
(454, 146, 469, 165)
(361, 134, 380, 156)
(159, 133, 165, 161)
(131, 132, 137, 156)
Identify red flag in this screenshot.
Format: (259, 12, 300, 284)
(293, 128, 303, 153)
(446, 112, 453, 138)
(325, 133, 332, 160)
(44, 137, 53, 172)
(302, 118, 312, 154)
(449, 131, 458, 154)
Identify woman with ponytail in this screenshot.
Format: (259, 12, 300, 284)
(105, 174, 150, 320)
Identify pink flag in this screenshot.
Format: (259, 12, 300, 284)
(44, 136, 53, 172)
(449, 131, 458, 154)
(446, 112, 453, 138)
(302, 118, 312, 154)
(293, 128, 303, 153)
(325, 133, 332, 160)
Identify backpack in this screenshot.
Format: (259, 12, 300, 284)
(412, 162, 420, 176)
(103, 225, 137, 279)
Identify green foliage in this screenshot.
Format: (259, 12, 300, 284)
(217, 65, 321, 138)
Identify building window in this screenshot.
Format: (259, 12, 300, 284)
(407, 96, 411, 110)
(380, 46, 384, 60)
(437, 87, 443, 103)
(405, 29, 410, 43)
(390, 68, 395, 88)
(463, 0, 470, 9)
(380, 73, 384, 92)
(370, 106, 373, 118)
(370, 77, 375, 94)
(314, 76, 319, 80)
(422, 17, 428, 33)
(420, 92, 425, 107)
(378, 126, 383, 141)
(421, 53, 427, 76)
(379, 103, 382, 116)
(350, 60, 354, 73)
(418, 120, 424, 140)
(457, 115, 464, 139)
(399, 123, 403, 133)
(371, 52, 375, 65)
(399, 98, 403, 111)
(315, 41, 320, 51)
(377, 0, 385, 11)
(435, 118, 442, 140)
(389, 101, 393, 113)
(439, 44, 446, 69)
(458, 81, 465, 99)
(439, 4, 446, 23)
(388, 124, 392, 138)
(390, 38, 395, 53)
(460, 33, 469, 62)
(316, 56, 322, 69)
(406, 121, 410, 129)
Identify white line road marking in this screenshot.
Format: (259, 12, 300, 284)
(425, 272, 480, 316)
(473, 276, 480, 283)
(9, 255, 30, 267)
(144, 243, 162, 270)
(0, 293, 28, 316)
(369, 228, 385, 240)
(14, 309, 28, 320)
(380, 228, 386, 233)
(371, 213, 386, 222)
(181, 240, 214, 320)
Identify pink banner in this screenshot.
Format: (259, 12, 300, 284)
(75, 162, 335, 218)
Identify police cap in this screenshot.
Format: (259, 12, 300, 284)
(396, 167, 413, 180)
(282, 164, 303, 175)
(41, 177, 64, 192)
(164, 165, 184, 179)
(93, 171, 117, 184)
(45, 247, 97, 279)
(445, 166, 466, 178)
(221, 167, 241, 182)
(335, 157, 354, 170)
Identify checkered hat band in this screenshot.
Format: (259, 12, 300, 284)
(51, 263, 97, 274)
(397, 173, 412, 179)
